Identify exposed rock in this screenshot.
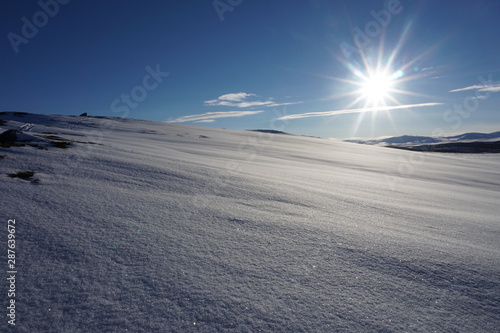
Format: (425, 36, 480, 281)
(0, 129, 21, 144)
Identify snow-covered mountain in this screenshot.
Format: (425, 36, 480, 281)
(447, 131, 500, 142)
(1, 112, 499, 332)
(345, 131, 500, 150)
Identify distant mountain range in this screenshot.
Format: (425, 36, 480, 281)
(250, 129, 292, 135)
(345, 131, 500, 153)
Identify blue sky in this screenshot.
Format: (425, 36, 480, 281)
(2, 0, 499, 139)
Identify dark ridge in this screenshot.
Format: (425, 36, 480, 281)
(389, 140, 500, 153)
(250, 129, 292, 135)
(8, 171, 35, 179)
(0, 129, 21, 144)
(51, 141, 72, 149)
(0, 111, 29, 116)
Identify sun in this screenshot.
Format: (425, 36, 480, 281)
(361, 72, 394, 105)
(319, 20, 442, 137)
(333, 62, 406, 112)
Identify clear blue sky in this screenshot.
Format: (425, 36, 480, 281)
(2, 0, 499, 138)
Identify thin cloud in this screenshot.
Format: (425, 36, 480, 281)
(168, 110, 264, 123)
(216, 92, 255, 102)
(449, 85, 486, 93)
(194, 119, 215, 123)
(206, 100, 274, 108)
(205, 92, 302, 108)
(420, 67, 433, 72)
(421, 64, 446, 72)
(277, 103, 443, 120)
(449, 83, 500, 93)
(480, 85, 500, 93)
(268, 101, 303, 107)
(420, 65, 447, 79)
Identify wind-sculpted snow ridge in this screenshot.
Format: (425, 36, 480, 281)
(1, 112, 499, 332)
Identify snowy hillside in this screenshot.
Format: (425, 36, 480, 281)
(1, 112, 499, 332)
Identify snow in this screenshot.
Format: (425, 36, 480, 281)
(1, 112, 499, 332)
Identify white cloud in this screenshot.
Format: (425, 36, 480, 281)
(449, 85, 486, 93)
(205, 100, 274, 108)
(194, 119, 215, 123)
(168, 111, 264, 123)
(218, 92, 255, 102)
(421, 64, 445, 72)
(277, 103, 444, 120)
(449, 83, 500, 93)
(421, 66, 435, 72)
(168, 92, 301, 124)
(267, 101, 304, 107)
(205, 92, 302, 108)
(480, 85, 500, 93)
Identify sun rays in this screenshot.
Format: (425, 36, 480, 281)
(324, 22, 443, 137)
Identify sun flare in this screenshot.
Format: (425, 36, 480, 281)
(361, 72, 394, 105)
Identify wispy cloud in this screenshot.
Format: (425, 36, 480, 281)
(194, 119, 215, 123)
(419, 65, 447, 79)
(168, 110, 264, 123)
(277, 103, 443, 120)
(206, 100, 273, 108)
(268, 101, 304, 107)
(420, 66, 435, 72)
(205, 92, 302, 108)
(421, 64, 446, 72)
(480, 86, 500, 93)
(215, 92, 254, 102)
(170, 92, 301, 123)
(449, 83, 500, 93)
(449, 85, 485, 93)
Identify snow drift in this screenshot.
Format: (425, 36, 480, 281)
(1, 112, 499, 332)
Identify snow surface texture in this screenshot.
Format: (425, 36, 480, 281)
(1, 112, 499, 332)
